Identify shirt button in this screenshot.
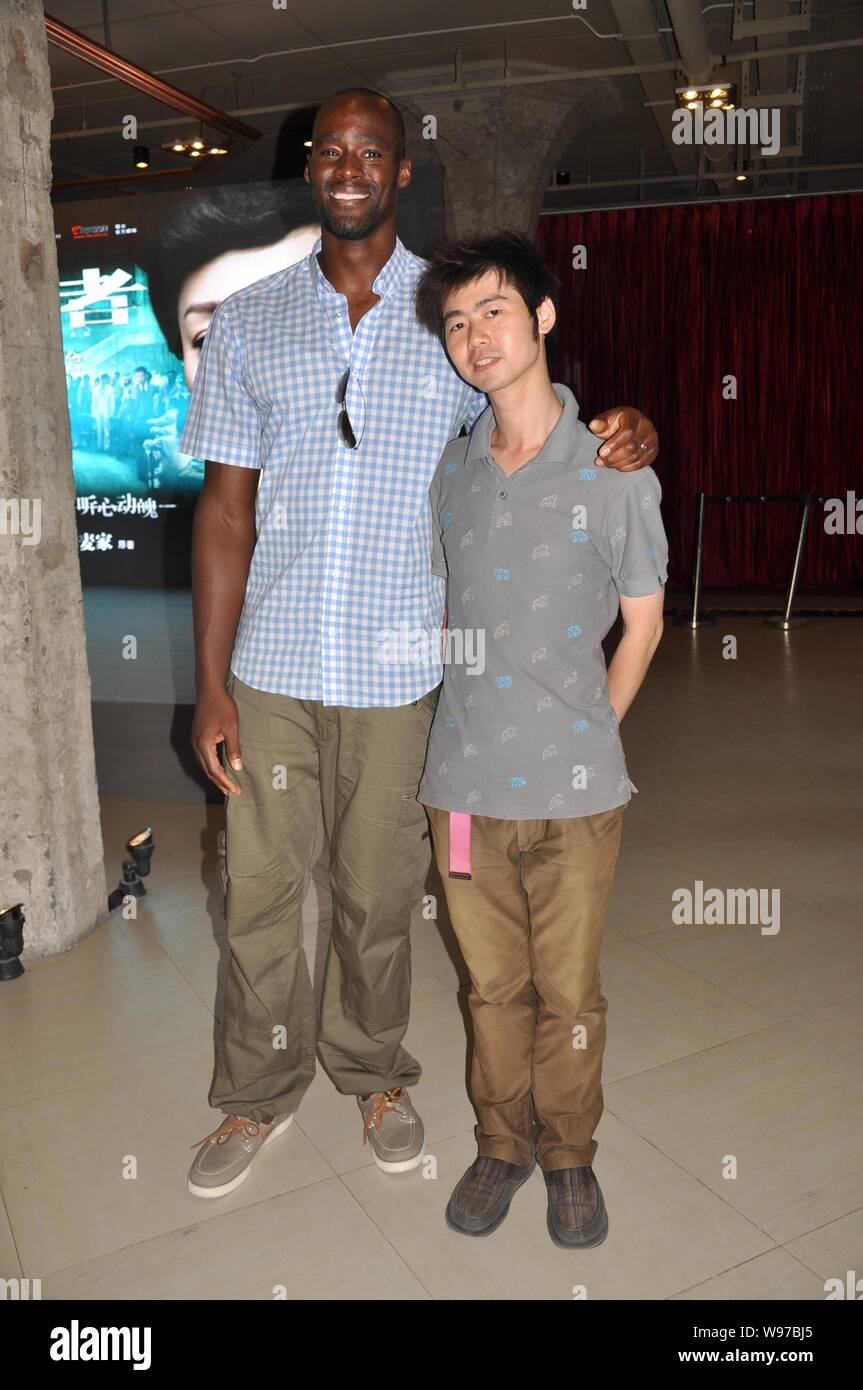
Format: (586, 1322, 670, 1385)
(328, 628, 336, 637)
(499, 490, 507, 498)
(332, 567, 340, 577)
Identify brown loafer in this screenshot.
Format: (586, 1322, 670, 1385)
(544, 1165, 608, 1248)
(446, 1154, 536, 1236)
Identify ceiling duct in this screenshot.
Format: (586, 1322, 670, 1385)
(44, 14, 262, 145)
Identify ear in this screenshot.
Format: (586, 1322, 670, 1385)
(398, 158, 413, 190)
(303, 159, 310, 185)
(537, 295, 557, 338)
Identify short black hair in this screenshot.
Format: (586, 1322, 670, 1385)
(142, 186, 316, 358)
(314, 87, 406, 160)
(415, 230, 560, 345)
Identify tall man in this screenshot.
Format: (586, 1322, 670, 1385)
(180, 87, 659, 1199)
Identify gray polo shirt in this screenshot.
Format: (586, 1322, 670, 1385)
(417, 382, 669, 820)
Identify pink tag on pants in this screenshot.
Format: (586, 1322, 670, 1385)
(448, 812, 472, 880)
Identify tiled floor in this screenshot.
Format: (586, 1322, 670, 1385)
(1, 616, 860, 1299)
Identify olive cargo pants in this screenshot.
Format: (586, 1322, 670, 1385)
(210, 675, 438, 1122)
(425, 804, 625, 1171)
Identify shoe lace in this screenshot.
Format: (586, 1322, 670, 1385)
(362, 1089, 405, 1145)
(190, 1114, 262, 1150)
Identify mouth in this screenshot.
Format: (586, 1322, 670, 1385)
(329, 188, 372, 203)
(472, 356, 501, 372)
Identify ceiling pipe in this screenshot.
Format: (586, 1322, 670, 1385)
(664, 0, 736, 182)
(665, 0, 714, 83)
(539, 184, 863, 214)
(540, 158, 863, 196)
(51, 15, 676, 93)
(44, 14, 263, 144)
(50, 35, 863, 141)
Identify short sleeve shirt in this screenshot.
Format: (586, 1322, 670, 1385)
(178, 236, 487, 707)
(417, 382, 669, 820)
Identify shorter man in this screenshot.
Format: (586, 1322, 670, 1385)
(415, 233, 668, 1247)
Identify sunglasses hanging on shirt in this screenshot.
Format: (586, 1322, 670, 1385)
(336, 368, 357, 449)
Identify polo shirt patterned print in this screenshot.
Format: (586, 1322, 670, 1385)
(418, 382, 670, 820)
(178, 236, 487, 707)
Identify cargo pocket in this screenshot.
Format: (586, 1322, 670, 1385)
(340, 783, 428, 1034)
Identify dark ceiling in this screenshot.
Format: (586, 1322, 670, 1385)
(46, 0, 863, 209)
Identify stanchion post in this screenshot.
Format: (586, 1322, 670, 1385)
(767, 494, 812, 630)
(675, 490, 716, 627)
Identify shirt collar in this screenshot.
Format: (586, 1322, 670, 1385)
(308, 235, 410, 303)
(464, 382, 584, 468)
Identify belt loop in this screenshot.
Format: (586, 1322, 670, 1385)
(448, 812, 472, 879)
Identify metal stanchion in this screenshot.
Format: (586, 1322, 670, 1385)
(674, 491, 716, 627)
(766, 494, 812, 630)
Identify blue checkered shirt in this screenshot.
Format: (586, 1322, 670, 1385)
(179, 236, 486, 706)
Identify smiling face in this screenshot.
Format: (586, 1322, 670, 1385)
(441, 269, 557, 393)
(304, 93, 410, 241)
(176, 224, 319, 391)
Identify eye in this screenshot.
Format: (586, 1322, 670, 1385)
(361, 149, 382, 158)
(192, 332, 206, 351)
(486, 307, 501, 317)
(447, 320, 464, 335)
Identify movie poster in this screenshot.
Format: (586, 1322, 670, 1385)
(55, 182, 320, 585)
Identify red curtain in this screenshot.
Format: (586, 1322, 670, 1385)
(536, 195, 863, 592)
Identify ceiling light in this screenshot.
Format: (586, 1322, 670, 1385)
(189, 148, 202, 157)
(207, 145, 228, 155)
(133, 145, 149, 169)
(676, 82, 737, 110)
(172, 141, 186, 153)
(191, 138, 205, 150)
(735, 172, 748, 181)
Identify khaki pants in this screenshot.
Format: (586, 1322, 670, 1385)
(210, 675, 438, 1123)
(425, 805, 625, 1172)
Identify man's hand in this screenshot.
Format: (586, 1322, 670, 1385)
(192, 686, 244, 796)
(589, 407, 658, 471)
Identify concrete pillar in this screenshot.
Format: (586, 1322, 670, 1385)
(0, 0, 106, 956)
(405, 79, 622, 239)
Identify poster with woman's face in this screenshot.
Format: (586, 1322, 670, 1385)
(55, 184, 319, 584)
(177, 224, 319, 391)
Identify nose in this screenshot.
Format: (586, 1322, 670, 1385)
(466, 319, 489, 353)
(333, 151, 364, 181)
